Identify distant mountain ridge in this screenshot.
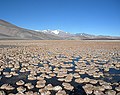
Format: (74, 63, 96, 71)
(74, 33, 120, 40)
(0, 19, 120, 40)
(37, 29, 120, 40)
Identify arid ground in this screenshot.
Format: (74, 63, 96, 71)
(0, 40, 120, 95)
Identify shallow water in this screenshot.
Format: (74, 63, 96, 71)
(0, 45, 17, 48)
(0, 56, 120, 95)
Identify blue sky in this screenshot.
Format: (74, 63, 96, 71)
(0, 0, 120, 36)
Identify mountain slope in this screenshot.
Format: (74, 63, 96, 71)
(0, 19, 62, 40)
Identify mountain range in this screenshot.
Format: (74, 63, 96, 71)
(0, 19, 120, 40)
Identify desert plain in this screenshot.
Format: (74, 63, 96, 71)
(0, 40, 120, 95)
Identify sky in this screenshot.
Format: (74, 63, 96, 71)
(0, 0, 120, 36)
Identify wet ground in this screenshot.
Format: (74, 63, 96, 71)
(0, 40, 120, 95)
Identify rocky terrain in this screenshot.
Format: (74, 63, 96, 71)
(0, 40, 120, 95)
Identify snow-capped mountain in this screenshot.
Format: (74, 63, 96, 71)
(36, 29, 72, 37)
(46, 30, 60, 34)
(75, 33, 96, 38)
(42, 30, 60, 35)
